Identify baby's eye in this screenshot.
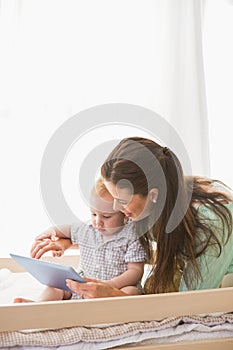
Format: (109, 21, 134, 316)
(103, 215, 111, 219)
(91, 213, 97, 217)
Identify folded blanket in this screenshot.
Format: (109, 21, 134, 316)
(1, 313, 233, 349)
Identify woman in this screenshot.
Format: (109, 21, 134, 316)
(32, 137, 233, 298)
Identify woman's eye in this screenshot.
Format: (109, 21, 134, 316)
(119, 200, 128, 206)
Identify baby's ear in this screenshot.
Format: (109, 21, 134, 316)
(149, 188, 158, 203)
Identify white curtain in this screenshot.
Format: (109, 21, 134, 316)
(0, 0, 230, 256)
(203, 0, 233, 187)
(154, 0, 210, 177)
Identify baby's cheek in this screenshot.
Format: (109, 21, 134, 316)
(91, 220, 96, 227)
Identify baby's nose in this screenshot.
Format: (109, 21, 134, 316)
(96, 217, 104, 228)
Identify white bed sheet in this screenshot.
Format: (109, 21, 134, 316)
(0, 269, 44, 304)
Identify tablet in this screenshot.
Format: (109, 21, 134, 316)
(10, 253, 86, 292)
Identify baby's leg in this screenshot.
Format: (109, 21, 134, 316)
(39, 286, 71, 301)
(120, 286, 140, 295)
(13, 297, 33, 303)
(14, 287, 71, 303)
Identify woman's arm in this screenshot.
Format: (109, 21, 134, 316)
(66, 262, 144, 299)
(30, 225, 74, 259)
(66, 278, 128, 298)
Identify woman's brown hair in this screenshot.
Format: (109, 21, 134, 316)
(101, 137, 232, 293)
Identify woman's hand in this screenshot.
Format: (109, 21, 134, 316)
(30, 227, 71, 259)
(66, 277, 127, 299)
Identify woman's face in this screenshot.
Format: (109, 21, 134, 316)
(104, 181, 157, 221)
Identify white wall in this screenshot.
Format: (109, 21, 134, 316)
(204, 0, 233, 187)
(0, 0, 232, 257)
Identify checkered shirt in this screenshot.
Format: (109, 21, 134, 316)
(70, 221, 147, 281)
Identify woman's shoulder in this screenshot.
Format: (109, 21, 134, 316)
(197, 201, 233, 215)
(211, 180, 233, 199)
(191, 177, 233, 208)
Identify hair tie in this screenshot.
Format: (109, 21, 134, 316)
(163, 147, 170, 155)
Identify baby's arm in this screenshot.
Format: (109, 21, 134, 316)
(105, 262, 144, 289)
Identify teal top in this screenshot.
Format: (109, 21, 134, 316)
(179, 202, 233, 291)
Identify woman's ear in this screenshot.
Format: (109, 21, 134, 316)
(149, 188, 158, 203)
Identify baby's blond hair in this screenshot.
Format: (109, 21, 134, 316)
(91, 177, 126, 221)
(94, 177, 111, 198)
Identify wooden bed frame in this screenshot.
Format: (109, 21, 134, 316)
(1, 255, 233, 349)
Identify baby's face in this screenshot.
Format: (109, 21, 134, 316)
(90, 193, 125, 238)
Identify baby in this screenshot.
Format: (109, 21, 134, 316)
(14, 179, 146, 302)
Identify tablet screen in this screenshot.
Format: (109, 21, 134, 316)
(10, 253, 85, 292)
